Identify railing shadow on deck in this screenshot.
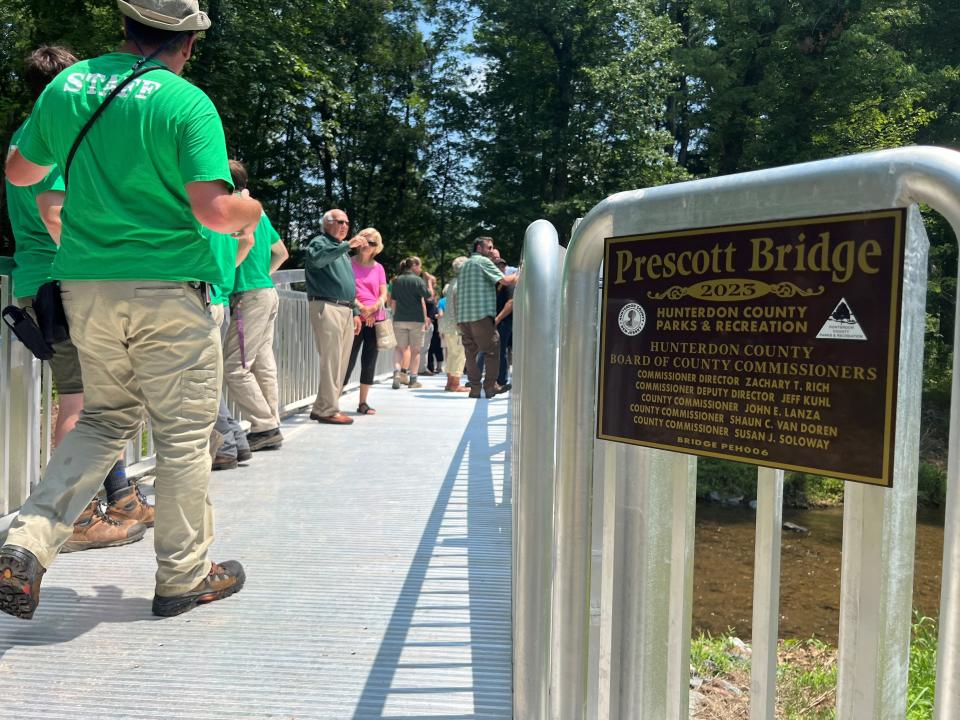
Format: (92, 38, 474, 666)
(0, 586, 154, 662)
(352, 398, 513, 720)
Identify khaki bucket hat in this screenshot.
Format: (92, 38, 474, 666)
(116, 0, 211, 31)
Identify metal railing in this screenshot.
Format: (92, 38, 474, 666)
(511, 220, 564, 719)
(509, 146, 960, 719)
(1, 268, 392, 532)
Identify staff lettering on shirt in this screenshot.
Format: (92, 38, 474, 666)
(63, 72, 163, 100)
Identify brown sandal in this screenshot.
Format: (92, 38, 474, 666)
(357, 402, 377, 415)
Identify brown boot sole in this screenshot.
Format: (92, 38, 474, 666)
(0, 549, 44, 620)
(152, 566, 246, 617)
(60, 525, 147, 554)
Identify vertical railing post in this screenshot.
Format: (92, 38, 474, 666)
(836, 207, 928, 718)
(0, 275, 12, 519)
(551, 208, 612, 720)
(751, 468, 784, 719)
(513, 219, 562, 720)
(936, 233, 960, 718)
(601, 445, 695, 719)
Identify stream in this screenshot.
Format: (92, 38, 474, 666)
(692, 504, 945, 642)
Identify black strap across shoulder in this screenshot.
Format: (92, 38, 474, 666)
(63, 65, 165, 187)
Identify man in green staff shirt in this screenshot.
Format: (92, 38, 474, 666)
(204, 160, 257, 471)
(223, 160, 289, 452)
(2, 0, 263, 620)
(6, 45, 154, 553)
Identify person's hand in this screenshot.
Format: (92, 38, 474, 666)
(364, 315, 376, 328)
(234, 227, 255, 254)
(353, 316, 362, 335)
(348, 235, 366, 249)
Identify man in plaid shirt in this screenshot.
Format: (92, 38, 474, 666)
(457, 236, 518, 398)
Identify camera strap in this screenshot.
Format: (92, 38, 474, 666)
(63, 64, 166, 188)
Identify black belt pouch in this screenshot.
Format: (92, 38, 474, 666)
(1, 306, 55, 360)
(33, 281, 70, 345)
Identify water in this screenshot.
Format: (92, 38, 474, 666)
(693, 504, 945, 642)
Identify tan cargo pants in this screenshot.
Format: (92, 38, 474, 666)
(223, 287, 280, 432)
(4, 280, 221, 596)
(309, 300, 353, 417)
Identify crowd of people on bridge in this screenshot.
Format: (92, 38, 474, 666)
(0, 0, 518, 622)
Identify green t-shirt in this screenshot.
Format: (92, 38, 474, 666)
(6, 121, 65, 299)
(16, 52, 232, 283)
(203, 226, 239, 306)
(234, 213, 281, 293)
(391, 271, 431, 322)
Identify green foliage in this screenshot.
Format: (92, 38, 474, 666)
(690, 631, 747, 677)
(788, 474, 845, 507)
(692, 618, 939, 718)
(777, 638, 837, 720)
(917, 462, 947, 507)
(466, 0, 688, 254)
(908, 615, 938, 719)
(695, 457, 756, 500)
(697, 461, 946, 508)
(695, 458, 847, 508)
(0, 0, 464, 272)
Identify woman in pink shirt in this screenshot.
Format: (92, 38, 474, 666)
(344, 228, 388, 414)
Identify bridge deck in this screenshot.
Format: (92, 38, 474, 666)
(0, 375, 513, 719)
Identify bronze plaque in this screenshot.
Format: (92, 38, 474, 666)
(597, 209, 907, 486)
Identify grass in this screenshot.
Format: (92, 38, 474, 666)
(907, 615, 938, 719)
(689, 615, 939, 718)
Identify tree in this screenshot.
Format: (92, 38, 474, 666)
(465, 0, 686, 255)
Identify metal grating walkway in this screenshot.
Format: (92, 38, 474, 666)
(0, 375, 513, 719)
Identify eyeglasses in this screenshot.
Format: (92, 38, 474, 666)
(333, 219, 350, 226)
(367, 241, 377, 247)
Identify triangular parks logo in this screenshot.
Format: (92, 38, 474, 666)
(816, 298, 867, 340)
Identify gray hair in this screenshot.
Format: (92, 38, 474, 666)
(451, 256, 469, 275)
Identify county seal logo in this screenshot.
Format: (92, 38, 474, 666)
(618, 303, 646, 336)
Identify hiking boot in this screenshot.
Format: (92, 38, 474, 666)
(247, 428, 283, 452)
(407, 377, 423, 389)
(212, 454, 239, 471)
(391, 370, 401, 389)
(0, 545, 45, 620)
(236, 447, 253, 463)
(152, 560, 245, 617)
(61, 499, 147, 553)
(108, 484, 156, 528)
(484, 383, 511, 399)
